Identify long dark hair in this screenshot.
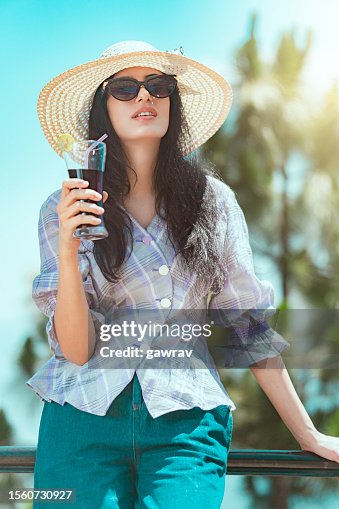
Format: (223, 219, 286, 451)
(88, 76, 226, 297)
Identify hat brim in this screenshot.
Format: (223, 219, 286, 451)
(37, 50, 233, 158)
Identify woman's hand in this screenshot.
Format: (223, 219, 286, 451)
(57, 178, 108, 256)
(299, 431, 339, 463)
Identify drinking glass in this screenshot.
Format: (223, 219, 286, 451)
(63, 140, 108, 240)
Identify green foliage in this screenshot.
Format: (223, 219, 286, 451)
(0, 409, 12, 446)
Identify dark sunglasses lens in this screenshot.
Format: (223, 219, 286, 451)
(109, 80, 138, 100)
(147, 76, 177, 97)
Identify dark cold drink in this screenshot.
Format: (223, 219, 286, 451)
(63, 139, 108, 240)
(68, 169, 104, 227)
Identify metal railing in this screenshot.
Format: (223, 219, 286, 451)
(1, 447, 339, 476)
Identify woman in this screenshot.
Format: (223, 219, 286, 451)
(27, 41, 339, 509)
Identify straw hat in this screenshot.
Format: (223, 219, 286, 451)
(37, 40, 233, 157)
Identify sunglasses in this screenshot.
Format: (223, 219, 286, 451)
(104, 74, 177, 101)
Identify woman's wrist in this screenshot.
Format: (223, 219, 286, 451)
(59, 247, 79, 260)
(297, 427, 320, 450)
(58, 234, 81, 260)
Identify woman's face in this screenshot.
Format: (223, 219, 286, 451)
(106, 66, 170, 144)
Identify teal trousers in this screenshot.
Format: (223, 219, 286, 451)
(34, 373, 233, 508)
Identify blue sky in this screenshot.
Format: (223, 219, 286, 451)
(1, 0, 339, 338)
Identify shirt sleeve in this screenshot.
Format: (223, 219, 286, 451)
(208, 187, 290, 368)
(32, 194, 106, 359)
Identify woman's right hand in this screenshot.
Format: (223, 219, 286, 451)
(57, 178, 109, 256)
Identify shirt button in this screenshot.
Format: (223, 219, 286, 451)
(158, 264, 169, 275)
(142, 235, 152, 245)
(160, 298, 171, 308)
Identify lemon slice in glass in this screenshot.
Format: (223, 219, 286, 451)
(58, 133, 75, 152)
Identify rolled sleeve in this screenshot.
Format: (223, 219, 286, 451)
(208, 188, 290, 368)
(32, 193, 106, 359)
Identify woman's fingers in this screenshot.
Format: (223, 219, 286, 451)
(57, 178, 105, 253)
(60, 178, 88, 201)
(67, 212, 103, 230)
(61, 188, 102, 211)
(63, 200, 104, 220)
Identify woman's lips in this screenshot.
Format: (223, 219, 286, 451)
(132, 116, 157, 121)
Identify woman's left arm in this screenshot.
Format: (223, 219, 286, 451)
(250, 355, 339, 463)
(208, 183, 339, 462)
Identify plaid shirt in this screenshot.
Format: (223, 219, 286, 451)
(26, 175, 289, 417)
